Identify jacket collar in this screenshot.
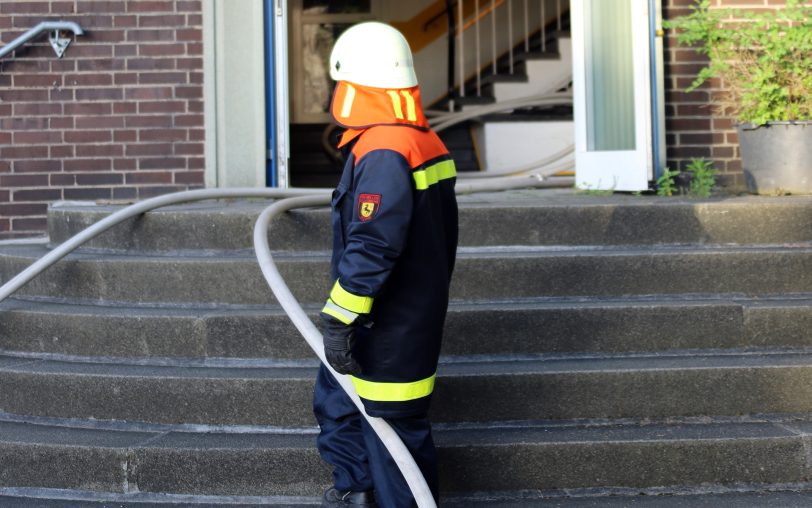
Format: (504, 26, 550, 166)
(330, 81, 429, 148)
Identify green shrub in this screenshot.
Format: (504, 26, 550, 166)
(664, 0, 812, 125)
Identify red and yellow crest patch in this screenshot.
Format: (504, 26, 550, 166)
(357, 193, 381, 222)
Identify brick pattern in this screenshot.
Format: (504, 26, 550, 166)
(0, 0, 203, 238)
(663, 0, 789, 188)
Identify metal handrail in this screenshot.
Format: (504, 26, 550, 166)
(0, 21, 84, 60)
(448, 0, 570, 101)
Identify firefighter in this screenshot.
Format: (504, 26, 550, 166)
(314, 21, 459, 508)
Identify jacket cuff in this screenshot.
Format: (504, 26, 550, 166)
(330, 280, 374, 313)
(320, 280, 374, 325)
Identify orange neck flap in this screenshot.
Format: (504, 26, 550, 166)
(330, 81, 429, 148)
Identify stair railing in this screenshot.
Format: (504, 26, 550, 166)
(449, 0, 569, 102)
(0, 21, 84, 60)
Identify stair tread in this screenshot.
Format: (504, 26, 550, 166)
(12, 241, 812, 263)
(8, 241, 812, 306)
(9, 291, 812, 316)
(4, 348, 812, 378)
(7, 487, 812, 508)
(46, 192, 812, 253)
(7, 488, 812, 508)
(445, 489, 812, 507)
(514, 50, 562, 62)
(0, 491, 314, 508)
(480, 73, 528, 85)
(0, 416, 802, 449)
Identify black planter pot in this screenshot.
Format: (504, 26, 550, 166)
(738, 121, 812, 195)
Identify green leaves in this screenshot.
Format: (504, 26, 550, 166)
(656, 168, 680, 197)
(655, 160, 717, 198)
(664, 0, 812, 124)
(686, 158, 717, 198)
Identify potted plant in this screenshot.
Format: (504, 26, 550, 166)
(665, 0, 812, 195)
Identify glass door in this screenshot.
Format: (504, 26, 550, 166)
(571, 0, 654, 191)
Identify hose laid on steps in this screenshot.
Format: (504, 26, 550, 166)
(0, 188, 330, 304)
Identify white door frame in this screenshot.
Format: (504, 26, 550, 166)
(203, 0, 267, 188)
(571, 0, 654, 192)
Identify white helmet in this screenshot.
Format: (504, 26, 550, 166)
(329, 22, 417, 89)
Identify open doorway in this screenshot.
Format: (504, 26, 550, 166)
(288, 0, 379, 187)
(279, 0, 583, 188)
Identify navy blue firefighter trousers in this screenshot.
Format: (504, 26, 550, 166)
(313, 364, 439, 508)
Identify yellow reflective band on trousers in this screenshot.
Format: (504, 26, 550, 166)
(412, 160, 456, 190)
(350, 373, 436, 402)
(330, 280, 374, 314)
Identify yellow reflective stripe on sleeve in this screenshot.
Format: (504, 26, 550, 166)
(412, 159, 457, 190)
(330, 280, 374, 314)
(322, 299, 358, 325)
(350, 373, 436, 402)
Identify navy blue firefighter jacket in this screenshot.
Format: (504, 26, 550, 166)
(322, 117, 459, 418)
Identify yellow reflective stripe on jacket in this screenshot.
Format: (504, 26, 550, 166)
(412, 159, 456, 190)
(350, 374, 436, 402)
(330, 280, 374, 314)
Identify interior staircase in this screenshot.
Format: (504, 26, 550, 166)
(4, 191, 812, 505)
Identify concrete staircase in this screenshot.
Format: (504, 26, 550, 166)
(4, 191, 812, 505)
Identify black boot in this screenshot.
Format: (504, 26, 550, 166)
(321, 487, 378, 507)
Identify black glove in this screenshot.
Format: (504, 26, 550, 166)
(320, 313, 362, 376)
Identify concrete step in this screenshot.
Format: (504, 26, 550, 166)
(5, 350, 812, 425)
(9, 488, 812, 507)
(4, 294, 812, 360)
(46, 194, 812, 252)
(445, 489, 812, 507)
(0, 417, 807, 497)
(48, 200, 332, 253)
(6, 243, 812, 304)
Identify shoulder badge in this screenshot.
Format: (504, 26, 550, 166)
(357, 193, 381, 222)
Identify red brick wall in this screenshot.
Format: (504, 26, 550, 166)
(0, 0, 203, 238)
(663, 0, 789, 189)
